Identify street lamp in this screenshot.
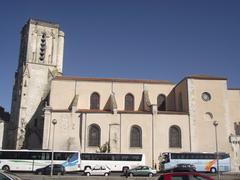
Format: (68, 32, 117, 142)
(50, 119, 57, 176)
(213, 120, 220, 180)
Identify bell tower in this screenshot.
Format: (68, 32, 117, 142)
(6, 19, 64, 149)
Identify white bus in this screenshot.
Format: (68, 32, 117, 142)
(0, 150, 80, 172)
(79, 153, 145, 172)
(159, 152, 231, 173)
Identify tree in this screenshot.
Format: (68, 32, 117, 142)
(97, 141, 110, 153)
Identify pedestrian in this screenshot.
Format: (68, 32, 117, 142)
(124, 169, 128, 178)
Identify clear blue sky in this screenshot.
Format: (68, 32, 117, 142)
(1, 0, 240, 112)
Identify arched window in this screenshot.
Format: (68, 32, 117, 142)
(130, 125, 142, 147)
(90, 92, 100, 110)
(88, 124, 101, 146)
(125, 93, 134, 111)
(157, 94, 166, 111)
(169, 125, 181, 148)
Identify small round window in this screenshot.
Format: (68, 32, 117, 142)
(202, 92, 211, 101)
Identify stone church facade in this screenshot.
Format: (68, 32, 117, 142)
(4, 19, 240, 171)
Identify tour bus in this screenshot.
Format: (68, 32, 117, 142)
(159, 152, 231, 173)
(0, 150, 80, 172)
(79, 153, 145, 172)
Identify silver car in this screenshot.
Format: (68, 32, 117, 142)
(84, 165, 111, 176)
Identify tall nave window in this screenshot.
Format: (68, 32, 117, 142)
(169, 125, 182, 148)
(90, 92, 100, 110)
(157, 94, 166, 111)
(125, 93, 134, 111)
(88, 124, 101, 146)
(130, 125, 142, 147)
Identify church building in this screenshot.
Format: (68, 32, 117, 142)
(4, 19, 240, 171)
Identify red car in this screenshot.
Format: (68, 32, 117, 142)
(158, 172, 214, 180)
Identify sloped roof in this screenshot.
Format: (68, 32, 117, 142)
(185, 74, 227, 80)
(53, 76, 174, 84)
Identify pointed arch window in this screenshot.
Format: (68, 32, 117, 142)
(90, 92, 100, 110)
(88, 124, 101, 146)
(157, 94, 166, 111)
(169, 125, 181, 148)
(125, 93, 134, 111)
(130, 125, 142, 147)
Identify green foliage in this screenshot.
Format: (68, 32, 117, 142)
(97, 141, 110, 153)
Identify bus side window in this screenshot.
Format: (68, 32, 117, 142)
(54, 152, 64, 160)
(180, 154, 185, 159)
(45, 152, 51, 160)
(121, 155, 130, 161)
(115, 155, 120, 161)
(30, 152, 41, 160)
(41, 153, 45, 160)
(171, 154, 176, 159)
(106, 154, 111, 160)
(132, 155, 140, 161)
(199, 154, 204, 159)
(17, 152, 29, 159)
(82, 154, 90, 160)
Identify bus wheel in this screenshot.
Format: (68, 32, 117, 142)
(86, 172, 90, 176)
(122, 167, 129, 173)
(210, 167, 217, 173)
(2, 165, 10, 172)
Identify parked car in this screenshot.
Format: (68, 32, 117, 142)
(35, 164, 65, 175)
(176, 163, 196, 169)
(0, 170, 22, 180)
(158, 172, 214, 180)
(127, 165, 157, 177)
(164, 163, 196, 173)
(84, 165, 111, 176)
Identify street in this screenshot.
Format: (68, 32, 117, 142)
(15, 172, 240, 180)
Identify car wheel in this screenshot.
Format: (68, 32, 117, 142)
(210, 167, 217, 173)
(2, 165, 10, 172)
(104, 173, 109, 176)
(38, 171, 42, 175)
(129, 173, 134, 177)
(149, 173, 153, 177)
(86, 172, 90, 176)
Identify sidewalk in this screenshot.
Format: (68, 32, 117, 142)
(223, 171, 240, 176)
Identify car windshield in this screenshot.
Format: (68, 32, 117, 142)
(93, 166, 101, 170)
